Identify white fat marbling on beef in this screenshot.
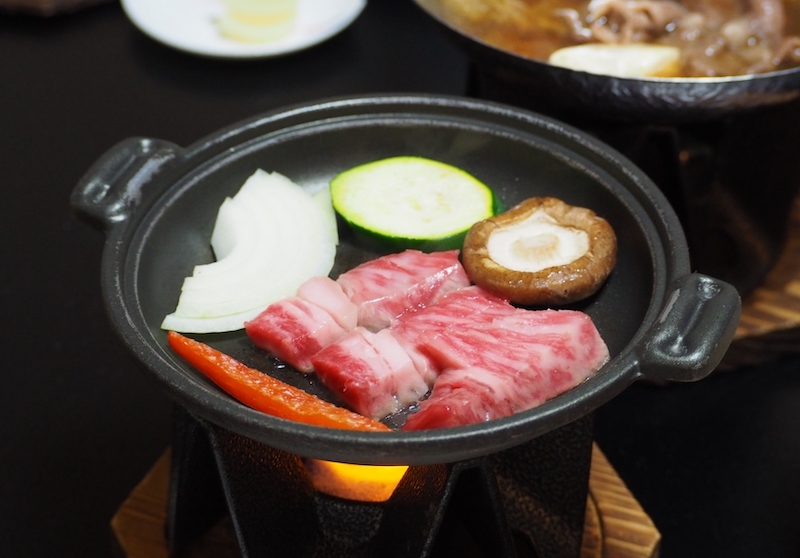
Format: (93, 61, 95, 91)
(403, 309, 609, 430)
(397, 367, 525, 429)
(244, 249, 608, 429)
(336, 249, 470, 331)
(311, 327, 429, 419)
(297, 276, 359, 331)
(245, 297, 349, 373)
(245, 250, 469, 376)
(389, 286, 516, 384)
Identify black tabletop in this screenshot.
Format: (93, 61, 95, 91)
(1, 2, 798, 557)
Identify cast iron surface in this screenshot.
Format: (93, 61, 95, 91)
(413, 0, 800, 125)
(167, 409, 594, 558)
(72, 94, 740, 465)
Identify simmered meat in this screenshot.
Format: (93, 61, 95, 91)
(581, 0, 688, 44)
(574, 0, 796, 75)
(431, 0, 800, 76)
(751, 0, 786, 43)
(587, 0, 800, 75)
(776, 35, 800, 64)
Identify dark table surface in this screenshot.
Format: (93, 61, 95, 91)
(1, 2, 799, 557)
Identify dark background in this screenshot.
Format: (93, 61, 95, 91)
(1, 1, 798, 557)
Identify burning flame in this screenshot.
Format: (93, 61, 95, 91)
(305, 459, 409, 503)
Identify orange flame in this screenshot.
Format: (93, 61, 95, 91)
(305, 459, 409, 503)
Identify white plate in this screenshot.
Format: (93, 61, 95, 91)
(121, 0, 367, 59)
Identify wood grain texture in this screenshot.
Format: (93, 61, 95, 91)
(583, 447, 661, 558)
(721, 195, 800, 370)
(112, 444, 660, 558)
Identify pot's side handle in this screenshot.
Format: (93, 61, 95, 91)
(635, 273, 741, 382)
(71, 137, 183, 230)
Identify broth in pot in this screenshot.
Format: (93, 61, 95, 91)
(426, 0, 800, 77)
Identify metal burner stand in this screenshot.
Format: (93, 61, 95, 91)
(165, 408, 594, 558)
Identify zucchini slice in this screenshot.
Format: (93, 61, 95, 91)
(330, 156, 499, 252)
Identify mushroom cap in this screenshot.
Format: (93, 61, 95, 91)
(462, 197, 617, 305)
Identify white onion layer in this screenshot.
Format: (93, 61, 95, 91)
(161, 170, 338, 333)
(548, 43, 681, 78)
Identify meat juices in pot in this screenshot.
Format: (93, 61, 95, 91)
(430, 0, 800, 76)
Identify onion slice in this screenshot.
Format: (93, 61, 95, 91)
(548, 43, 681, 78)
(161, 170, 338, 333)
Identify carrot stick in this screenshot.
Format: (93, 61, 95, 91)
(167, 331, 390, 432)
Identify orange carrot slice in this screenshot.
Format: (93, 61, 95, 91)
(167, 331, 390, 432)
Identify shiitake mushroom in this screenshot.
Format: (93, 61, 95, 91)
(461, 197, 617, 305)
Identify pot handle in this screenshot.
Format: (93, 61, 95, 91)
(635, 273, 741, 382)
(71, 137, 183, 230)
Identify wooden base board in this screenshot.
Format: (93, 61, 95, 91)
(721, 195, 800, 370)
(111, 443, 660, 558)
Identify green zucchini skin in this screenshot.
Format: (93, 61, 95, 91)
(337, 216, 473, 253)
(330, 156, 502, 253)
(492, 194, 506, 217)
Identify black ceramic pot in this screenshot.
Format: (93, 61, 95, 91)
(71, 94, 740, 466)
(412, 0, 800, 123)
(413, 0, 800, 296)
